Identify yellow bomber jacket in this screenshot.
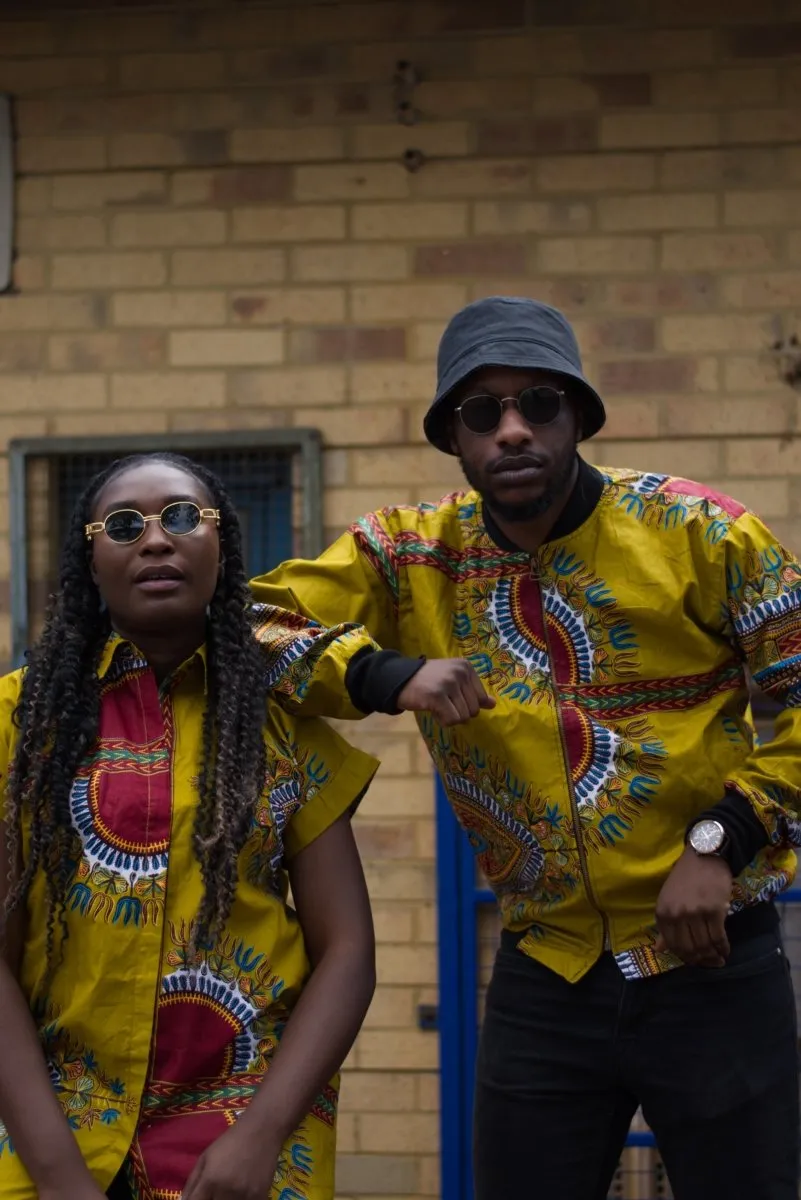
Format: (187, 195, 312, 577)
(252, 465, 801, 983)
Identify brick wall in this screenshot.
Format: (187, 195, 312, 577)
(1, 1, 800, 1195)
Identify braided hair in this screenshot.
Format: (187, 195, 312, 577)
(3, 452, 270, 970)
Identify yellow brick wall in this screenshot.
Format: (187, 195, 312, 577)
(1, 1, 800, 1195)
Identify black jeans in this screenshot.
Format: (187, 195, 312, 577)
(474, 928, 800, 1200)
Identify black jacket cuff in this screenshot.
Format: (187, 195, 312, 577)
(690, 789, 770, 876)
(345, 647, 426, 715)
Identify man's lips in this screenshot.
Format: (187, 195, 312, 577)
(490, 456, 547, 484)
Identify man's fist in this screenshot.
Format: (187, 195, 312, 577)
(397, 659, 496, 726)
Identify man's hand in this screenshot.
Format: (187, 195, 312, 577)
(397, 659, 496, 726)
(654, 846, 734, 967)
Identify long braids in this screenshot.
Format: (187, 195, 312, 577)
(3, 452, 271, 969)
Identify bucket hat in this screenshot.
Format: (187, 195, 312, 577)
(423, 296, 606, 454)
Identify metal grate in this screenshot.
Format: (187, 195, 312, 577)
(9, 430, 322, 666)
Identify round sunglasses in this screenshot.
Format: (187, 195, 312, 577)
(454, 385, 565, 436)
(85, 502, 220, 545)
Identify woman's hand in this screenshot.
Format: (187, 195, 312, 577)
(181, 1121, 281, 1200)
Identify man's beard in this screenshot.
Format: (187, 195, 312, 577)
(458, 451, 577, 523)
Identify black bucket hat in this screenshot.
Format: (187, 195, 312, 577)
(423, 296, 606, 455)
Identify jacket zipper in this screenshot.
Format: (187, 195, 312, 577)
(532, 556, 610, 951)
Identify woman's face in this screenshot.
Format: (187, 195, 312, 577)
(89, 461, 221, 637)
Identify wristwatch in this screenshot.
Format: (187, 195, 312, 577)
(687, 818, 729, 858)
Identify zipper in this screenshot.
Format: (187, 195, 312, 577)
(532, 555, 610, 951)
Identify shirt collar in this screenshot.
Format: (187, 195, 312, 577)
(96, 631, 209, 692)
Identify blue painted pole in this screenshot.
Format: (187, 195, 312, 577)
(435, 777, 466, 1200)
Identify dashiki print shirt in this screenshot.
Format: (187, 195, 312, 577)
(0, 634, 378, 1200)
(252, 462, 801, 984)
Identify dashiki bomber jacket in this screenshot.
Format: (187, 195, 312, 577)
(251, 460, 801, 984)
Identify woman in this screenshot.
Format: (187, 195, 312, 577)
(0, 452, 378, 1200)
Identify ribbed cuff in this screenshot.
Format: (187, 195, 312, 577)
(345, 647, 426, 715)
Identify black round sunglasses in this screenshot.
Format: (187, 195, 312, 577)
(454, 385, 565, 436)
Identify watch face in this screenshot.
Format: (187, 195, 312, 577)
(690, 819, 725, 854)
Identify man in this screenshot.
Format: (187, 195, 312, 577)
(251, 296, 801, 1199)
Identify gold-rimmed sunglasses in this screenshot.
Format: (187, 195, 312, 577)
(85, 502, 220, 545)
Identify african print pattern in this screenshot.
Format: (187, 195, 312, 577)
(453, 544, 640, 703)
(249, 602, 369, 704)
(615, 942, 683, 980)
(0, 1009, 135, 1158)
(605, 470, 745, 542)
(422, 719, 571, 908)
(352, 500, 530, 602)
(159, 920, 290, 1071)
(272, 1130, 315, 1200)
(0, 1012, 134, 1161)
(352, 511, 401, 607)
(65, 660, 172, 928)
(727, 543, 801, 705)
(245, 739, 332, 893)
(558, 661, 743, 719)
